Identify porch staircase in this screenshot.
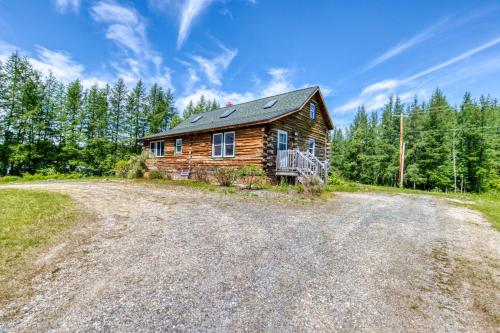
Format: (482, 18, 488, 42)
(276, 149, 328, 186)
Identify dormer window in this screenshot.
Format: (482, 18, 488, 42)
(310, 102, 317, 120)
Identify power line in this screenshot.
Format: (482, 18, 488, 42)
(407, 126, 499, 134)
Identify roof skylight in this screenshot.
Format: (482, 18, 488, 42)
(191, 115, 203, 123)
(220, 108, 236, 118)
(263, 99, 277, 109)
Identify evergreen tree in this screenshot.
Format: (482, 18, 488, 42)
(109, 78, 127, 159)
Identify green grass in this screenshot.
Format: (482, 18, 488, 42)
(0, 189, 80, 273)
(0, 173, 105, 184)
(328, 182, 500, 231)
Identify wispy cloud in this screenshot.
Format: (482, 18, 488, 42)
(54, 0, 81, 13)
(91, 1, 173, 89)
(178, 0, 214, 49)
(0, 40, 108, 87)
(337, 36, 500, 114)
(364, 18, 449, 71)
(191, 44, 237, 86)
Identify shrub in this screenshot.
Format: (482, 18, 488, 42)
(0, 176, 21, 183)
(237, 165, 265, 189)
(191, 167, 210, 183)
(328, 169, 345, 186)
(37, 167, 58, 176)
(214, 167, 237, 186)
(300, 175, 323, 196)
(113, 152, 148, 179)
(149, 170, 164, 179)
(113, 160, 130, 178)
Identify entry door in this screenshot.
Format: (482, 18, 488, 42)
(277, 130, 288, 168)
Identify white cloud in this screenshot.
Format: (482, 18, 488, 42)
(0, 40, 17, 62)
(177, 0, 214, 49)
(338, 36, 500, 114)
(176, 86, 256, 111)
(404, 37, 500, 82)
(91, 1, 147, 55)
(191, 45, 237, 86)
(0, 40, 108, 88)
(54, 0, 81, 13)
(364, 18, 448, 71)
(361, 79, 400, 95)
(91, 1, 173, 90)
(30, 46, 85, 82)
(261, 68, 295, 96)
(177, 66, 302, 111)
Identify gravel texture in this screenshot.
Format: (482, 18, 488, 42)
(0, 181, 499, 332)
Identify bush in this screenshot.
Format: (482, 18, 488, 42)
(191, 167, 209, 183)
(300, 175, 323, 196)
(149, 169, 164, 179)
(214, 167, 237, 186)
(113, 160, 130, 178)
(113, 152, 148, 179)
(328, 169, 346, 186)
(237, 165, 266, 189)
(37, 167, 58, 176)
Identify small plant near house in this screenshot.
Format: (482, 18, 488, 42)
(237, 165, 266, 189)
(299, 175, 323, 196)
(191, 167, 210, 183)
(214, 167, 237, 186)
(113, 151, 149, 179)
(148, 169, 164, 179)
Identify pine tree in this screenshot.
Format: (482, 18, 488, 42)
(420, 89, 456, 191)
(109, 78, 127, 159)
(126, 80, 147, 154)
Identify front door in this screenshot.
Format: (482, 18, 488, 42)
(277, 130, 288, 168)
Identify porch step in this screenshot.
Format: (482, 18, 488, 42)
(176, 168, 190, 179)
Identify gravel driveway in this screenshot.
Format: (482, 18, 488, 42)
(0, 181, 499, 332)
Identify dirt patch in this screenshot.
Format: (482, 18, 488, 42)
(0, 181, 498, 332)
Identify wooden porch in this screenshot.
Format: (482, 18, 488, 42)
(276, 149, 328, 184)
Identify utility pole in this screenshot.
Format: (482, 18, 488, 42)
(452, 129, 457, 192)
(399, 110, 404, 188)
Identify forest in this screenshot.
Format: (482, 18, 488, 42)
(0, 53, 218, 176)
(330, 90, 499, 193)
(1, 52, 499, 193)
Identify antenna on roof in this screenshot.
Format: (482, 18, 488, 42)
(226, 101, 233, 107)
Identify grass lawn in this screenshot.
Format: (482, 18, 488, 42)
(0, 189, 81, 283)
(329, 183, 500, 231)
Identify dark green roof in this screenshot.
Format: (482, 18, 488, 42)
(142, 86, 327, 140)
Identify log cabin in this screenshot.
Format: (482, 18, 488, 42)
(140, 86, 334, 183)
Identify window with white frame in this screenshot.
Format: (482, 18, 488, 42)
(175, 138, 182, 154)
(224, 132, 235, 157)
(212, 131, 235, 158)
(308, 138, 315, 156)
(149, 140, 165, 157)
(310, 102, 317, 120)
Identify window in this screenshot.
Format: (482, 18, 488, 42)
(277, 130, 288, 151)
(212, 133, 223, 157)
(224, 132, 235, 157)
(310, 102, 317, 120)
(149, 140, 165, 157)
(263, 99, 277, 109)
(308, 139, 315, 156)
(220, 108, 236, 118)
(212, 131, 235, 158)
(175, 138, 182, 154)
(191, 115, 203, 123)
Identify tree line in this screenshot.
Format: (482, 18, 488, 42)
(0, 52, 218, 176)
(330, 89, 500, 193)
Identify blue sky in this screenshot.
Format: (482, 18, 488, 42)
(1, 0, 500, 127)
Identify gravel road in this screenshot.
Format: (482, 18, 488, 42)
(0, 181, 499, 332)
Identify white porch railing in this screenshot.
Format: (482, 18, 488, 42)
(277, 149, 328, 184)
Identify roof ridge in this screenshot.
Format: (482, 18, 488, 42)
(185, 85, 319, 118)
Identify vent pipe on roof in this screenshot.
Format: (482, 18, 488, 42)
(226, 101, 233, 107)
